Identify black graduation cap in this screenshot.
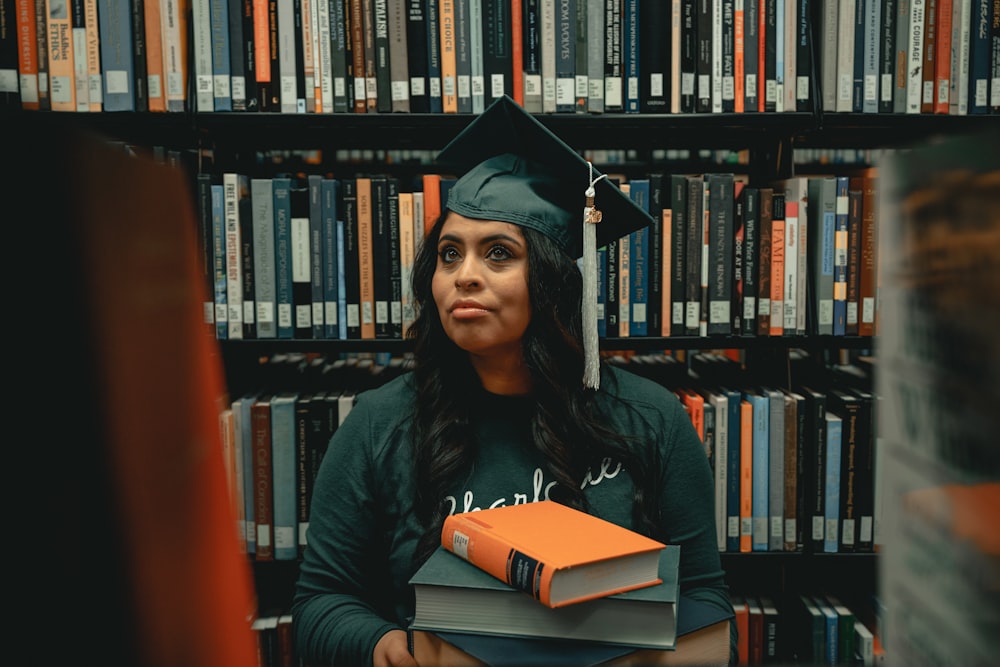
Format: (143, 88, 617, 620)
(436, 96, 651, 389)
(436, 95, 654, 260)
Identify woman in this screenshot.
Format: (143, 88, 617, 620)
(293, 96, 736, 666)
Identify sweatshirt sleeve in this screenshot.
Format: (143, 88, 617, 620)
(291, 396, 399, 666)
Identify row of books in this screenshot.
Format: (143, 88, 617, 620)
(201, 168, 883, 342)
(617, 352, 882, 555)
(249, 610, 295, 667)
(731, 592, 883, 666)
(817, 0, 1000, 116)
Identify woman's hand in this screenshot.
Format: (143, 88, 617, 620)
(373, 629, 418, 667)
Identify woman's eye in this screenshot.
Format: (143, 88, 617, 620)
(439, 247, 460, 263)
(488, 245, 512, 261)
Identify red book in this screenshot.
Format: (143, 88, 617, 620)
(251, 397, 275, 561)
(511, 0, 524, 105)
(441, 500, 666, 608)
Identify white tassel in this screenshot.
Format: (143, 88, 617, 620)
(581, 167, 607, 390)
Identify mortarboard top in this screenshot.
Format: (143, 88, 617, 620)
(436, 95, 654, 260)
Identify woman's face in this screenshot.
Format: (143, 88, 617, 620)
(432, 213, 532, 359)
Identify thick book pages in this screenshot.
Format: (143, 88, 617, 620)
(411, 545, 680, 648)
(440, 500, 665, 608)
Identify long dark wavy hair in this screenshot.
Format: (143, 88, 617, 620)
(407, 213, 666, 565)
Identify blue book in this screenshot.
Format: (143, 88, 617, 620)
(968, 0, 991, 114)
(823, 411, 843, 553)
(270, 392, 299, 561)
(622, 0, 640, 113)
(97, 0, 135, 110)
(308, 175, 326, 339)
(211, 183, 228, 340)
(554, 0, 577, 112)
(321, 178, 341, 339)
(746, 390, 770, 552)
(807, 176, 836, 335)
(272, 176, 295, 339)
(833, 176, 849, 336)
(209, 0, 232, 110)
(251, 178, 277, 339)
(336, 218, 347, 340)
(812, 595, 839, 665)
(724, 387, 742, 553)
(628, 179, 650, 337)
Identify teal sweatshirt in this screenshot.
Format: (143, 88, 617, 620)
(292, 365, 736, 665)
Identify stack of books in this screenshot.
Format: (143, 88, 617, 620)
(408, 500, 733, 666)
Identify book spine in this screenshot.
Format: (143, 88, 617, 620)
(845, 186, 862, 335)
(468, 0, 483, 112)
(863, 0, 881, 112)
(387, 177, 403, 339)
(823, 412, 842, 553)
(696, 0, 712, 111)
(795, 0, 810, 110)
(878, 0, 896, 112)
(743, 0, 758, 111)
(857, 174, 877, 336)
(556, 0, 577, 111)
(906, 0, 926, 112)
(273, 177, 295, 339)
(329, 0, 348, 112)
(932, 0, 952, 113)
(680, 0, 696, 111)
(739, 398, 753, 552)
(191, 0, 214, 111)
(315, 0, 332, 111)
(348, 0, 367, 111)
(83, 0, 101, 110)
(604, 0, 622, 110)
(406, 0, 429, 111)
(270, 394, 298, 561)
(749, 392, 769, 552)
(373, 0, 393, 112)
(252, 178, 277, 339)
(768, 193, 785, 336)
(921, 0, 937, 112)
(238, 175, 256, 339)
(782, 198, 798, 334)
(321, 178, 340, 339)
(623, 0, 639, 112)
(832, 177, 848, 336)
(398, 189, 415, 336)
(540, 0, 556, 111)
(98, 0, 138, 110)
(510, 0, 523, 105)
(341, 178, 361, 339)
(15, 0, 39, 108)
(707, 173, 734, 336)
(756, 187, 772, 336)
(725, 390, 741, 552)
(210, 0, 232, 110)
(684, 174, 703, 336)
(212, 183, 229, 340)
(523, 0, 542, 111)
(669, 174, 687, 336)
(573, 0, 587, 110)
(731, 181, 745, 333)
(356, 176, 376, 340)
(454, 0, 471, 111)
(309, 175, 326, 339)
(144, 0, 167, 111)
(277, 0, 299, 112)
(162, 0, 187, 110)
(224, 173, 244, 340)
(251, 397, 274, 561)
(721, 0, 735, 111)
(628, 179, 649, 337)
(647, 173, 664, 336)
(290, 183, 313, 338)
(71, 0, 88, 110)
(741, 185, 758, 336)
(766, 388, 784, 551)
(425, 0, 443, 112)
(439, 0, 457, 111)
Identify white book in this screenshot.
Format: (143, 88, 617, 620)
(774, 0, 784, 112)
(468, 0, 484, 113)
(836, 0, 855, 112)
(541, 0, 557, 112)
(671, 0, 682, 113)
(192, 0, 214, 111)
(783, 0, 797, 113)
(821, 0, 839, 111)
(862, 0, 881, 113)
(783, 197, 799, 333)
(906, 0, 926, 113)
(316, 0, 333, 112)
(712, 0, 723, 113)
(277, 0, 299, 113)
(223, 173, 244, 340)
(708, 391, 729, 552)
(72, 6, 89, 111)
(587, 0, 606, 112)
(950, 0, 972, 114)
(161, 0, 188, 111)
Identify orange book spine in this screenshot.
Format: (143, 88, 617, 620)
(933, 0, 953, 113)
(441, 512, 564, 607)
(144, 0, 167, 111)
(661, 209, 672, 336)
(356, 176, 376, 340)
(45, 0, 76, 111)
(756, 0, 765, 112)
(15, 0, 40, 109)
(921, 0, 939, 113)
(253, 0, 270, 87)
(439, 0, 457, 112)
(422, 173, 442, 238)
(739, 398, 753, 553)
(161, 0, 189, 111)
(510, 0, 523, 106)
(83, 0, 100, 111)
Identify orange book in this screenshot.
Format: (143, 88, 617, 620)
(681, 388, 705, 448)
(438, 0, 457, 112)
(17, 118, 259, 665)
(731, 594, 749, 665)
(251, 397, 274, 561)
(510, 0, 523, 106)
(356, 176, 376, 340)
(422, 172, 442, 238)
(15, 0, 40, 109)
(441, 500, 666, 608)
(921, 0, 939, 114)
(144, 0, 167, 111)
(739, 398, 753, 553)
(45, 0, 76, 111)
(768, 193, 785, 337)
(933, 0, 953, 114)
